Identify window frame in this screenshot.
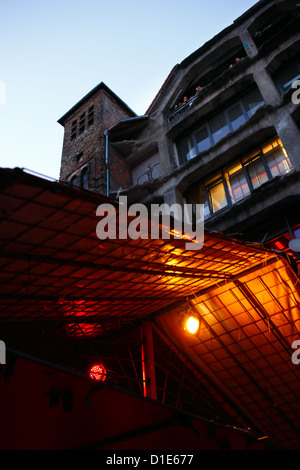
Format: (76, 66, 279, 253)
(70, 175, 78, 187)
(273, 59, 300, 95)
(177, 87, 264, 164)
(88, 105, 94, 126)
(79, 113, 86, 134)
(81, 166, 89, 189)
(187, 138, 292, 220)
(71, 120, 77, 141)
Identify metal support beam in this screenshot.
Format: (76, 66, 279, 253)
(0, 251, 232, 280)
(141, 321, 157, 400)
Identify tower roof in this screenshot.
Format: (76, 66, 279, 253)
(57, 81, 137, 126)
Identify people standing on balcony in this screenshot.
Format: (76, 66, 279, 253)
(173, 85, 203, 111)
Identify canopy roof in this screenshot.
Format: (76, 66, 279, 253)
(0, 167, 300, 450)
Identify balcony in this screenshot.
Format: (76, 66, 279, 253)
(167, 95, 198, 123)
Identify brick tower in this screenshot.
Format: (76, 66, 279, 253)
(58, 82, 136, 196)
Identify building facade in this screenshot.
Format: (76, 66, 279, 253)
(59, 0, 300, 262)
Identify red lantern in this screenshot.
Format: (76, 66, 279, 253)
(89, 364, 106, 382)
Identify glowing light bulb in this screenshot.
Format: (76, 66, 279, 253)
(186, 316, 199, 334)
(89, 364, 106, 382)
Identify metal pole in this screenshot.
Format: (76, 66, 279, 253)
(141, 321, 157, 400)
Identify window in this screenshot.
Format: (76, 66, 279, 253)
(206, 173, 228, 213)
(188, 185, 210, 220)
(178, 135, 197, 161)
(70, 175, 78, 187)
(227, 103, 246, 131)
(178, 87, 264, 163)
(224, 162, 250, 203)
(251, 10, 299, 49)
(243, 153, 269, 189)
(81, 167, 89, 189)
(71, 120, 77, 140)
(88, 105, 94, 126)
(262, 138, 293, 177)
(210, 113, 230, 144)
(195, 127, 211, 153)
(242, 87, 264, 118)
(186, 138, 292, 219)
(79, 113, 85, 134)
(273, 59, 300, 94)
(76, 152, 83, 164)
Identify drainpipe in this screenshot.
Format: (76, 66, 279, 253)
(104, 130, 109, 197)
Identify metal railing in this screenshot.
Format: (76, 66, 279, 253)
(167, 95, 198, 123)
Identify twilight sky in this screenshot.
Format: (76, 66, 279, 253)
(0, 0, 258, 179)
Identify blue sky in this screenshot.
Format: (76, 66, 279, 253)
(0, 0, 259, 180)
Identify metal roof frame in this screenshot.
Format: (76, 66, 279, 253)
(0, 167, 300, 449)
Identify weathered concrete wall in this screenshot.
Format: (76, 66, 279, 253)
(131, 152, 161, 186)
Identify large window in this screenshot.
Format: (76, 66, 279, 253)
(178, 87, 264, 163)
(273, 59, 300, 95)
(186, 138, 292, 220)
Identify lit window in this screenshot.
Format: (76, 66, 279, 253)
(262, 139, 292, 177)
(224, 162, 250, 203)
(243, 154, 269, 189)
(206, 174, 228, 214)
(185, 138, 292, 220)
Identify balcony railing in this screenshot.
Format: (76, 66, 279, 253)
(167, 95, 198, 123)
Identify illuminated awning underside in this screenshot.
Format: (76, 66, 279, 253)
(1, 168, 300, 450)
